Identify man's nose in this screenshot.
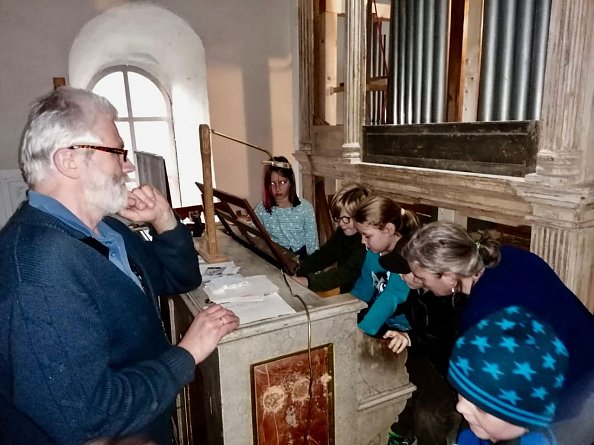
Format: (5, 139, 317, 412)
(122, 158, 135, 173)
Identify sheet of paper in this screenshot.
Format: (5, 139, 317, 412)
(221, 292, 296, 325)
(199, 262, 240, 281)
(204, 275, 279, 303)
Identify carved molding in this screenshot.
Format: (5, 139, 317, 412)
(537, 0, 594, 183)
(531, 224, 594, 311)
(298, 0, 314, 152)
(515, 181, 594, 228)
(532, 150, 583, 184)
(299, 152, 594, 307)
(343, 0, 365, 151)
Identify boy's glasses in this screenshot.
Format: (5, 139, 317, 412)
(333, 216, 352, 224)
(67, 144, 128, 162)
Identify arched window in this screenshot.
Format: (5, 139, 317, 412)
(89, 66, 181, 206)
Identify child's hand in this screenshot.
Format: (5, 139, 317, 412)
(291, 275, 309, 287)
(383, 330, 411, 354)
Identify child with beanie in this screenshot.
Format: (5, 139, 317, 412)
(448, 306, 569, 445)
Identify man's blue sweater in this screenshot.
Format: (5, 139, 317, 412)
(0, 203, 201, 444)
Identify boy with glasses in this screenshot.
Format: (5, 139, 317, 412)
(293, 183, 372, 293)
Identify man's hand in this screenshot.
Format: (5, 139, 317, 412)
(178, 304, 240, 365)
(383, 330, 411, 354)
(118, 185, 177, 234)
(291, 275, 308, 287)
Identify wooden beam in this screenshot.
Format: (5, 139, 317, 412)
(197, 124, 227, 263)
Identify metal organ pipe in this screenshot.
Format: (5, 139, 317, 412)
(413, 0, 424, 123)
(478, 0, 499, 121)
(384, 0, 551, 125)
(528, 0, 551, 120)
(494, 0, 517, 121)
(433, 0, 448, 122)
(404, 0, 413, 123)
(511, 0, 534, 120)
(387, 0, 398, 124)
(422, 0, 435, 123)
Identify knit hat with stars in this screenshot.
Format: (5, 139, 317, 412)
(448, 305, 569, 429)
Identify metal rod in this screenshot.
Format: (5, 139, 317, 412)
(209, 128, 273, 160)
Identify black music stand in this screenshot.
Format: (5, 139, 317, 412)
(195, 182, 299, 274)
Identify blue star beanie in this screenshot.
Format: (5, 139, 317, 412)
(448, 306, 569, 429)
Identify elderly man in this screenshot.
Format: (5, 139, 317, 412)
(0, 87, 239, 445)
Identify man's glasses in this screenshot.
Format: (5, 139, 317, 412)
(68, 144, 128, 162)
(333, 215, 352, 224)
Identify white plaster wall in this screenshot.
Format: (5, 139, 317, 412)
(0, 0, 296, 206)
(0, 169, 27, 229)
(69, 3, 209, 207)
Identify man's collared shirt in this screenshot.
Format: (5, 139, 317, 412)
(28, 191, 143, 290)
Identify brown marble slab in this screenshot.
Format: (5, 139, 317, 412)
(251, 345, 334, 444)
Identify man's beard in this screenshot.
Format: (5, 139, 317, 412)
(84, 168, 129, 215)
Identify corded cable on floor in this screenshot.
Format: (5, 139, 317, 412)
(281, 270, 314, 445)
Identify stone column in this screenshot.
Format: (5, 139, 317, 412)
(515, 184, 594, 311)
(297, 0, 315, 201)
(342, 0, 366, 160)
(298, 0, 314, 154)
(518, 1, 594, 311)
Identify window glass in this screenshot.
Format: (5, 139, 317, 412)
(115, 121, 132, 150)
(134, 121, 170, 157)
(134, 121, 175, 178)
(128, 71, 167, 117)
(93, 72, 129, 117)
(90, 67, 180, 207)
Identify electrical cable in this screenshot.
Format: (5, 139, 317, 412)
(281, 271, 314, 445)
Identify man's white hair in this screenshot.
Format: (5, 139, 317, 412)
(20, 87, 117, 186)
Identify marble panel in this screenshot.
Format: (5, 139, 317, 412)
(182, 233, 413, 444)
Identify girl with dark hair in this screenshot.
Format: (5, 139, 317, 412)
(254, 156, 318, 256)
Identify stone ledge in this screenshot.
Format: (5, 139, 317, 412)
(357, 383, 416, 412)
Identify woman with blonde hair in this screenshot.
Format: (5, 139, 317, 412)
(402, 221, 594, 425)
